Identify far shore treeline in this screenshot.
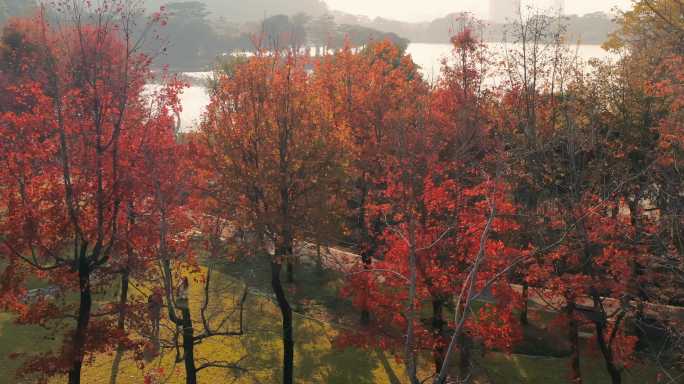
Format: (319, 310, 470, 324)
(0, 1, 683, 384)
(1, 0, 617, 71)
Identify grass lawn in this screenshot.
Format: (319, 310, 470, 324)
(480, 347, 661, 384)
(0, 255, 673, 383)
(0, 312, 57, 383)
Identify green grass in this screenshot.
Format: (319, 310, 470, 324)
(480, 344, 661, 384)
(0, 256, 674, 383)
(0, 313, 56, 383)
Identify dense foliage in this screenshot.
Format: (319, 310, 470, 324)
(0, 1, 683, 384)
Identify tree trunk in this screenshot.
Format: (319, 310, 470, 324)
(68, 257, 92, 384)
(627, 197, 646, 348)
(458, 332, 472, 382)
(181, 306, 197, 384)
(633, 301, 646, 348)
(566, 301, 582, 384)
(432, 299, 446, 374)
(405, 218, 420, 384)
(285, 236, 295, 283)
(360, 259, 371, 326)
(594, 320, 622, 384)
(109, 270, 130, 384)
(520, 282, 529, 325)
(287, 259, 294, 284)
(376, 349, 402, 384)
(272, 260, 294, 384)
(358, 179, 371, 326)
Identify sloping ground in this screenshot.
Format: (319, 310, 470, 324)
(0, 264, 413, 384)
(296, 240, 684, 322)
(0, 255, 674, 383)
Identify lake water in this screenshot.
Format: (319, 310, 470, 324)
(406, 42, 614, 80)
(172, 43, 613, 131)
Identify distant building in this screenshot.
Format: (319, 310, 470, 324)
(489, 0, 521, 23)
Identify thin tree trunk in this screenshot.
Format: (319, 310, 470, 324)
(432, 299, 446, 374)
(285, 236, 295, 283)
(272, 259, 294, 384)
(68, 257, 92, 384)
(405, 218, 420, 384)
(181, 307, 197, 384)
(109, 270, 130, 384)
(520, 282, 529, 325)
(354, 176, 372, 325)
(458, 332, 472, 382)
(159, 254, 196, 384)
(594, 319, 622, 384)
(566, 300, 582, 384)
(287, 259, 294, 284)
(111, 202, 135, 384)
(376, 349, 402, 384)
(359, 225, 373, 327)
(627, 197, 647, 348)
(360, 260, 371, 325)
(433, 207, 496, 384)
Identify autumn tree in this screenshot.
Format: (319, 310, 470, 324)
(497, 5, 574, 329)
(430, 22, 502, 376)
(125, 112, 249, 384)
(334, 36, 522, 384)
(315, 41, 423, 325)
(499, 25, 664, 382)
(606, 0, 684, 377)
(199, 49, 347, 384)
(0, 2, 176, 383)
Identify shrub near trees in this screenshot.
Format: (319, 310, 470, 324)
(1, 1, 684, 384)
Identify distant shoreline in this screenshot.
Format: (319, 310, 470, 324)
(151, 41, 610, 75)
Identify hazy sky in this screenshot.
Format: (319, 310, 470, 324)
(325, 0, 634, 22)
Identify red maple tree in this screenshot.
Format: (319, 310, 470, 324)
(0, 3, 179, 383)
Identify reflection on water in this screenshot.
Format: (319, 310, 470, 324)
(177, 86, 210, 131)
(167, 43, 612, 131)
(145, 83, 211, 132)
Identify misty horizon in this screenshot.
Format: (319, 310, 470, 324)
(323, 0, 632, 23)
